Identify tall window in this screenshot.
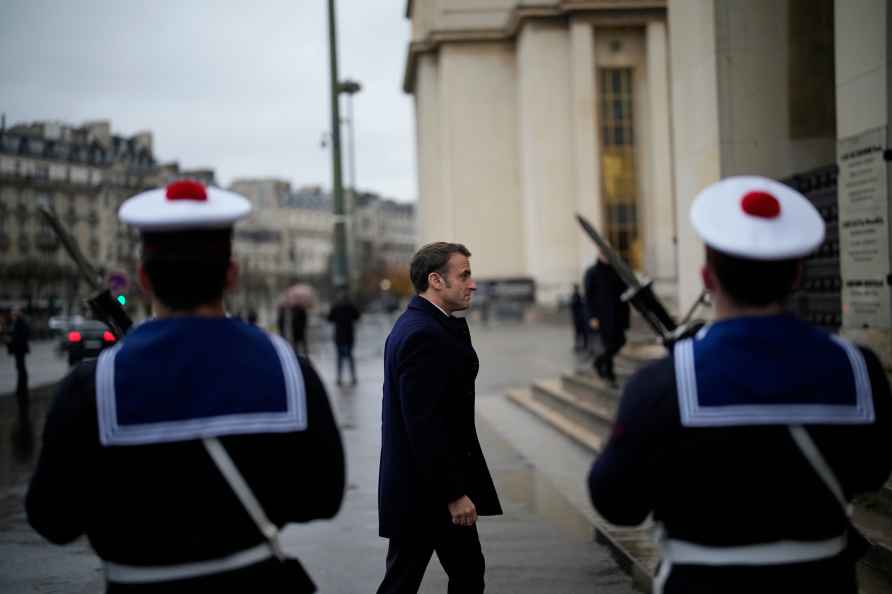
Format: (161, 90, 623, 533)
(598, 68, 640, 269)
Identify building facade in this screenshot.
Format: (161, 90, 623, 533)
(227, 180, 335, 324)
(405, 0, 892, 366)
(0, 119, 219, 330)
(353, 191, 417, 296)
(230, 178, 417, 319)
(404, 0, 675, 305)
(667, 0, 892, 363)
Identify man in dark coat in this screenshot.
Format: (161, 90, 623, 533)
(584, 255, 630, 384)
(7, 307, 31, 421)
(327, 289, 361, 386)
(588, 176, 892, 594)
(377, 242, 502, 594)
(291, 304, 308, 355)
(26, 180, 345, 593)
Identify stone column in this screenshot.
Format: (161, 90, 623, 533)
(517, 21, 578, 303)
(645, 19, 678, 305)
(415, 52, 450, 243)
(570, 18, 602, 279)
(668, 0, 722, 314)
(834, 0, 891, 364)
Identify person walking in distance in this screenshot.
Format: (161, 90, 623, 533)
(8, 307, 31, 422)
(584, 255, 630, 385)
(327, 288, 361, 386)
(377, 242, 502, 594)
(291, 303, 308, 355)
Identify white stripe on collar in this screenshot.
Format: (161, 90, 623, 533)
(673, 334, 875, 427)
(96, 333, 307, 446)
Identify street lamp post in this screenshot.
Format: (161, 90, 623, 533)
(339, 79, 361, 197)
(326, 0, 348, 290)
(338, 78, 362, 292)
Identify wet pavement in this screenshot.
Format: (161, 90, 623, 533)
(0, 338, 70, 400)
(0, 314, 637, 593)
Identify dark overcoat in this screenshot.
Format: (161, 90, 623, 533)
(327, 301, 361, 345)
(8, 316, 30, 355)
(378, 296, 502, 539)
(584, 261, 630, 349)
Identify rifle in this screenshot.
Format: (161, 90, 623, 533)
(38, 205, 133, 339)
(575, 213, 707, 349)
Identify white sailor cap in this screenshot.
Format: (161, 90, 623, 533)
(118, 179, 252, 231)
(690, 176, 825, 261)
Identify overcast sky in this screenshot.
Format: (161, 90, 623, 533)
(0, 0, 417, 202)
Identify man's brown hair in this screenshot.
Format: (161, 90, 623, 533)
(410, 242, 471, 294)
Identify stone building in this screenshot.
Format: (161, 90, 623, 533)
(404, 0, 892, 364)
(229, 179, 417, 319)
(667, 0, 891, 362)
(352, 192, 417, 296)
(404, 0, 675, 305)
(227, 180, 336, 324)
(0, 118, 217, 329)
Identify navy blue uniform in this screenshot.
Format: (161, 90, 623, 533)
(27, 318, 345, 593)
(588, 315, 892, 593)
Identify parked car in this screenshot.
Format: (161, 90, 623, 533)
(48, 314, 85, 337)
(63, 320, 117, 366)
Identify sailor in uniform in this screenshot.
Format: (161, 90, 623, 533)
(587, 176, 892, 593)
(26, 180, 345, 592)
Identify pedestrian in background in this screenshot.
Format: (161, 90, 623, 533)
(377, 242, 502, 594)
(291, 303, 308, 355)
(327, 289, 361, 386)
(7, 307, 31, 422)
(26, 180, 345, 592)
(584, 255, 629, 385)
(588, 177, 892, 594)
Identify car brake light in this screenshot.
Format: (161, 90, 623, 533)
(68, 331, 82, 342)
(103, 331, 116, 342)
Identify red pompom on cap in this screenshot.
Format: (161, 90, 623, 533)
(741, 191, 780, 219)
(165, 180, 208, 202)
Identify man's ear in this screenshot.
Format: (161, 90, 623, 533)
(138, 263, 154, 296)
(427, 271, 441, 291)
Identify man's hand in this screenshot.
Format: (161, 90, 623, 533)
(448, 495, 477, 527)
(589, 318, 600, 330)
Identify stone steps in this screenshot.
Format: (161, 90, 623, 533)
(508, 347, 892, 593)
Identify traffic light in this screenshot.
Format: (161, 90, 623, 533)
(116, 294, 127, 306)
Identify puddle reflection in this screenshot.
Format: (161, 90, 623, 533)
(479, 417, 593, 543)
(0, 386, 53, 494)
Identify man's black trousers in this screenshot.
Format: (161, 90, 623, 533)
(377, 524, 485, 594)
